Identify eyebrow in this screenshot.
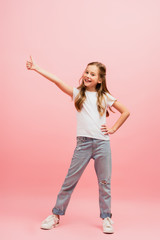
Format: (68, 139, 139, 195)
(86, 70, 96, 74)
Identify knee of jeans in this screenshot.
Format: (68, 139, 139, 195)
(99, 177, 111, 185)
(100, 180, 107, 185)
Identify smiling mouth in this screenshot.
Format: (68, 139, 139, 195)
(84, 79, 91, 83)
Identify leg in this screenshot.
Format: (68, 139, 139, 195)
(92, 139, 112, 219)
(52, 137, 92, 216)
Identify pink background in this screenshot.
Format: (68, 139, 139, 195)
(1, 0, 160, 239)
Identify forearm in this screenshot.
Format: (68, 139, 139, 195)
(34, 66, 61, 85)
(34, 65, 73, 96)
(112, 111, 130, 132)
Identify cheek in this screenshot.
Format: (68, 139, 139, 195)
(93, 77, 98, 82)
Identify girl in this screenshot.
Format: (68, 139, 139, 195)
(26, 56, 130, 234)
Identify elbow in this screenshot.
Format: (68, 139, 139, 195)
(123, 111, 130, 117)
(126, 111, 130, 117)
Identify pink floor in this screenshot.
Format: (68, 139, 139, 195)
(1, 192, 159, 240)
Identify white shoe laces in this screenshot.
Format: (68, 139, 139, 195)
(42, 215, 59, 224)
(103, 217, 114, 227)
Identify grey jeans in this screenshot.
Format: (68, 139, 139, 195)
(52, 136, 112, 219)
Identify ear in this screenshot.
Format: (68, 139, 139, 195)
(97, 78, 102, 84)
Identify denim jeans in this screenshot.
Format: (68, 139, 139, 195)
(52, 136, 112, 219)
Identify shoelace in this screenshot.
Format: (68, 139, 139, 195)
(43, 215, 59, 224)
(103, 217, 114, 227)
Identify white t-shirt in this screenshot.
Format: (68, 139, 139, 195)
(71, 87, 117, 141)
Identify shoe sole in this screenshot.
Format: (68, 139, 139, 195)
(40, 222, 59, 230)
(103, 230, 114, 234)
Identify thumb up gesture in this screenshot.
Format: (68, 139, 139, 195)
(26, 56, 38, 70)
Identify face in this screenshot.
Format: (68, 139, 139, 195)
(82, 65, 101, 91)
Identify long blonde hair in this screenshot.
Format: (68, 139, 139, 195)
(74, 62, 115, 117)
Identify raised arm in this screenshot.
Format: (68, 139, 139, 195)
(26, 56, 73, 97)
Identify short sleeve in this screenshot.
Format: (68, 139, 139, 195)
(106, 92, 117, 108)
(71, 87, 80, 101)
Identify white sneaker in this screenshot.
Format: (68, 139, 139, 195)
(40, 214, 60, 230)
(103, 217, 114, 234)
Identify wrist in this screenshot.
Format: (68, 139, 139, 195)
(34, 65, 40, 72)
(112, 127, 117, 133)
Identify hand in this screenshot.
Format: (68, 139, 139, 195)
(101, 124, 116, 135)
(26, 56, 38, 70)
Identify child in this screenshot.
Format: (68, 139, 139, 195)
(26, 56, 130, 234)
